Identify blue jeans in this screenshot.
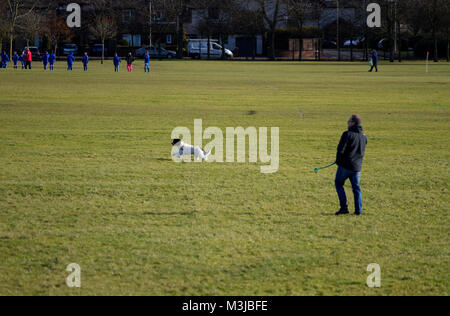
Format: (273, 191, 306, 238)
(84, 64, 88, 71)
(335, 166, 362, 214)
(145, 63, 150, 72)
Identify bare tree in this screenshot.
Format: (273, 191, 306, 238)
(192, 0, 236, 59)
(17, 11, 45, 49)
(379, 0, 395, 62)
(0, 3, 7, 52)
(360, 0, 370, 61)
(167, 0, 189, 59)
(4, 0, 37, 57)
(444, 0, 450, 62)
(414, 0, 445, 62)
(191, 0, 210, 59)
(146, 0, 179, 55)
(44, 17, 73, 56)
(287, 0, 312, 61)
(394, 0, 410, 62)
(139, 0, 188, 58)
(198, 0, 240, 60)
(192, 0, 213, 59)
(310, 0, 326, 61)
(257, 0, 283, 60)
(89, 16, 117, 64)
(337, 0, 341, 61)
(86, 0, 125, 62)
(310, 0, 326, 30)
(148, 0, 153, 46)
(232, 1, 265, 60)
(217, 1, 242, 60)
(429, 0, 444, 62)
(176, 0, 187, 59)
(344, 0, 366, 62)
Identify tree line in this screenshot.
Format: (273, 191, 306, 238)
(0, 0, 449, 61)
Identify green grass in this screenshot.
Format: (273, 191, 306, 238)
(0, 60, 449, 296)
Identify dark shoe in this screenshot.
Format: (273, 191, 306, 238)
(354, 212, 362, 216)
(336, 208, 350, 216)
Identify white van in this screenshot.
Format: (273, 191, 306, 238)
(187, 39, 233, 60)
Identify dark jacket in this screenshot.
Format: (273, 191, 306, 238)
(67, 54, 75, 64)
(126, 55, 134, 65)
(41, 54, 49, 64)
(113, 56, 121, 66)
(371, 51, 378, 64)
(336, 125, 368, 172)
(49, 53, 56, 64)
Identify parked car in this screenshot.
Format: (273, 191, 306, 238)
(134, 46, 177, 59)
(322, 40, 337, 49)
(63, 44, 78, 55)
(92, 44, 107, 56)
(377, 38, 414, 52)
(187, 39, 233, 59)
(344, 37, 364, 48)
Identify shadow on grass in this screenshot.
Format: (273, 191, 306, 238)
(156, 158, 172, 162)
(143, 211, 197, 216)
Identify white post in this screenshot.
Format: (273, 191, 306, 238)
(426, 51, 429, 73)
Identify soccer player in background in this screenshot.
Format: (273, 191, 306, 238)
(369, 49, 378, 72)
(126, 52, 134, 72)
(41, 51, 50, 71)
(82, 52, 89, 71)
(1, 51, 10, 69)
(12, 51, 19, 69)
(25, 49, 33, 70)
(113, 53, 121, 72)
(20, 51, 26, 69)
(144, 51, 150, 73)
(67, 52, 75, 71)
(49, 51, 56, 71)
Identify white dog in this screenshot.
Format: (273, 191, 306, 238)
(171, 139, 211, 161)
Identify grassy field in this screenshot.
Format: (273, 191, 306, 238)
(0, 60, 449, 296)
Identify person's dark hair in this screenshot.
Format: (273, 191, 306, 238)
(351, 115, 362, 126)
